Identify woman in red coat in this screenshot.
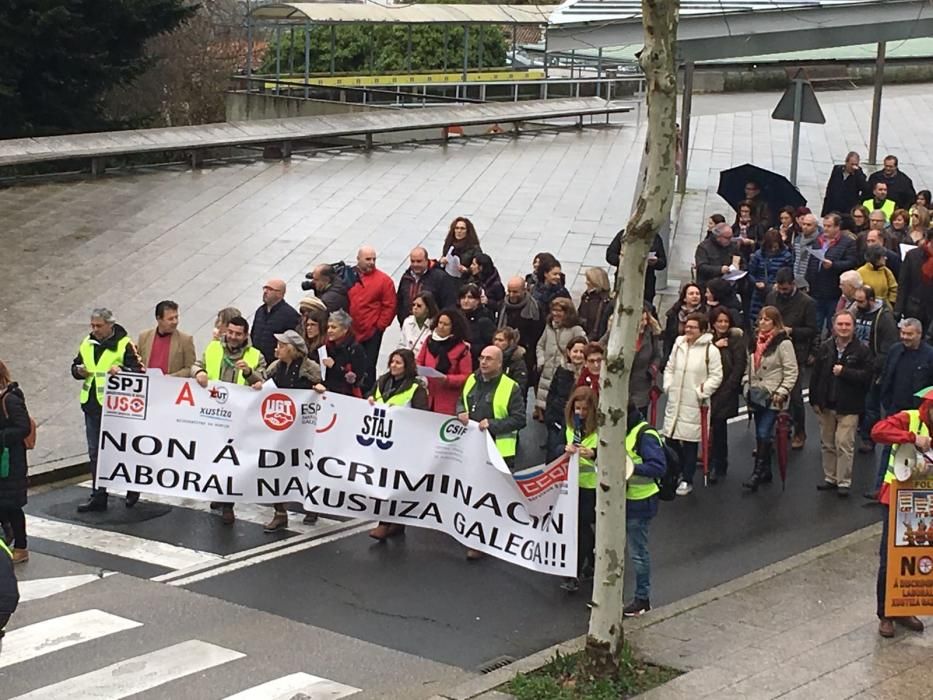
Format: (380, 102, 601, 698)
(416, 308, 473, 415)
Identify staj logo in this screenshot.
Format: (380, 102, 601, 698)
(356, 406, 393, 449)
(262, 393, 296, 431)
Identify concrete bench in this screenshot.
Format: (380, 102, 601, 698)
(0, 98, 632, 175)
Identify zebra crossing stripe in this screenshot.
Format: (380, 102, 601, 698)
(9, 639, 245, 700)
(0, 609, 141, 669)
(18, 573, 114, 602)
(224, 672, 360, 699)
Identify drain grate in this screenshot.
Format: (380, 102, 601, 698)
(476, 655, 516, 674)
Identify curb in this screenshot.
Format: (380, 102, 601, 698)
(427, 522, 882, 700)
(28, 457, 90, 488)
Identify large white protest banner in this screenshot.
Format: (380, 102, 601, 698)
(97, 372, 578, 576)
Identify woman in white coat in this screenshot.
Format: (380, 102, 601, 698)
(398, 291, 439, 358)
(662, 312, 723, 496)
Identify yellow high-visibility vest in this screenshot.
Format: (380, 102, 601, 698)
(78, 336, 131, 405)
(374, 382, 418, 406)
(884, 411, 929, 485)
(626, 421, 661, 501)
(462, 373, 518, 458)
(565, 425, 598, 489)
(203, 341, 262, 385)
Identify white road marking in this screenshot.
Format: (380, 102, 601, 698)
(17, 573, 114, 602)
(10, 639, 245, 700)
(26, 514, 222, 570)
(224, 672, 360, 700)
(0, 609, 141, 669)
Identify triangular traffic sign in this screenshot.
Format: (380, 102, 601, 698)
(772, 78, 826, 124)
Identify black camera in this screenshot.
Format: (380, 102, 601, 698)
(301, 271, 314, 292)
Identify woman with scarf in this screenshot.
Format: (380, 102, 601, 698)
(467, 253, 505, 319)
(439, 216, 482, 277)
(261, 330, 325, 532)
(708, 307, 747, 482)
(398, 291, 438, 358)
(629, 306, 662, 417)
(544, 336, 589, 461)
(530, 255, 571, 308)
(367, 349, 429, 541)
(322, 310, 369, 397)
(895, 229, 933, 332)
(535, 298, 586, 420)
(578, 342, 604, 399)
(741, 306, 798, 492)
(857, 246, 898, 308)
(777, 206, 800, 249)
(748, 228, 794, 326)
(577, 267, 612, 341)
(492, 327, 529, 398)
(850, 206, 870, 235)
(416, 308, 473, 415)
(299, 304, 328, 357)
(704, 278, 743, 329)
(458, 284, 497, 369)
(663, 282, 706, 364)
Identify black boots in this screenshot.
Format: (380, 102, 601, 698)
(742, 440, 773, 492)
(77, 489, 108, 513)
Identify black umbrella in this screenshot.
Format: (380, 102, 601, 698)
(718, 163, 806, 216)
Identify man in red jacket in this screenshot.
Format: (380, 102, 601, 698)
(348, 246, 396, 389)
(870, 388, 932, 638)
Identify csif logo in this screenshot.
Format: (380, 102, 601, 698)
(439, 418, 467, 443)
(262, 393, 296, 431)
(357, 406, 393, 449)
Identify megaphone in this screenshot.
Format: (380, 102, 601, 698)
(624, 456, 635, 481)
(892, 443, 933, 482)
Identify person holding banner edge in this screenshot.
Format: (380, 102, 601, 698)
(71, 308, 144, 513)
(457, 345, 526, 560)
(192, 316, 266, 525)
(368, 348, 430, 541)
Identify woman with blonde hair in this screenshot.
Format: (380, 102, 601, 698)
(212, 306, 242, 340)
(577, 267, 612, 340)
(908, 206, 930, 245)
(535, 298, 586, 419)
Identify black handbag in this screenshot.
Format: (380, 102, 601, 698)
(746, 385, 771, 410)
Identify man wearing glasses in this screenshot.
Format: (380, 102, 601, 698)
(251, 278, 300, 364)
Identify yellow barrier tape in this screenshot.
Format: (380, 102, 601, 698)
(265, 69, 545, 89)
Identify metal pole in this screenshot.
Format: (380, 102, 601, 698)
(289, 26, 295, 76)
(570, 49, 574, 79)
(463, 25, 469, 82)
(330, 25, 336, 76)
(274, 25, 282, 95)
(478, 27, 483, 71)
(543, 25, 549, 78)
(868, 41, 886, 166)
(790, 77, 804, 186)
(304, 22, 311, 98)
(444, 25, 449, 72)
(246, 7, 254, 92)
(511, 25, 517, 66)
(407, 24, 413, 74)
(676, 62, 694, 195)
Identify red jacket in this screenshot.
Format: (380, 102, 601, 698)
(417, 340, 472, 415)
(348, 268, 396, 342)
(870, 401, 933, 505)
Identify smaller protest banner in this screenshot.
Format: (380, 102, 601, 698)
(885, 476, 933, 618)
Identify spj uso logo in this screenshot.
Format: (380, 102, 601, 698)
(104, 374, 149, 420)
(357, 406, 393, 449)
(262, 393, 296, 431)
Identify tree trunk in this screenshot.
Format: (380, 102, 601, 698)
(583, 0, 680, 676)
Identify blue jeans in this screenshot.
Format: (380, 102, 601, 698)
(814, 297, 838, 336)
(626, 516, 652, 601)
(84, 410, 105, 494)
(671, 439, 699, 484)
(753, 406, 777, 441)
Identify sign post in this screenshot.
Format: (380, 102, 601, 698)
(772, 69, 826, 187)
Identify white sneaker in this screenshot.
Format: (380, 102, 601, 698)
(675, 480, 693, 496)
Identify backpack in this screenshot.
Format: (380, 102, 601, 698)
(330, 261, 359, 288)
(1, 390, 36, 450)
(635, 424, 680, 501)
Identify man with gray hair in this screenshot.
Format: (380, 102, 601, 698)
(70, 308, 144, 512)
(694, 222, 737, 290)
(792, 213, 820, 285)
(837, 270, 863, 312)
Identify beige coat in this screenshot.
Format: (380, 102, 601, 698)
(137, 328, 197, 378)
(535, 323, 586, 411)
(744, 331, 798, 399)
(662, 333, 723, 442)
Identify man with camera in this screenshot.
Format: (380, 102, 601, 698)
(304, 264, 349, 313)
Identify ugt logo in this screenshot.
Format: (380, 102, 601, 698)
(262, 393, 296, 431)
(357, 406, 393, 449)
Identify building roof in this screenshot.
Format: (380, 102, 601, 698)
(252, 3, 557, 25)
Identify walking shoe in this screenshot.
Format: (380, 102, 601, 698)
(124, 491, 140, 508)
(816, 481, 838, 491)
(623, 599, 651, 617)
(77, 494, 108, 513)
(221, 507, 235, 525)
(560, 577, 580, 593)
(894, 616, 925, 632)
(675, 481, 693, 496)
(369, 523, 405, 541)
(466, 548, 485, 561)
(263, 512, 288, 533)
(302, 512, 319, 525)
(791, 433, 806, 450)
(11, 548, 28, 564)
(878, 618, 895, 638)
(209, 502, 223, 510)
(837, 487, 850, 498)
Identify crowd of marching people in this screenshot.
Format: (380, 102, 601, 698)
(3, 152, 933, 634)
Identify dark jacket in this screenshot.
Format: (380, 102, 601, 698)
(764, 288, 818, 363)
(879, 341, 933, 412)
(263, 357, 322, 389)
(0, 540, 17, 615)
(70, 324, 144, 413)
(710, 329, 747, 422)
(662, 303, 707, 364)
(462, 306, 497, 369)
(324, 333, 369, 397)
(694, 238, 735, 290)
(809, 338, 873, 415)
(895, 246, 933, 328)
(531, 281, 571, 309)
(0, 384, 30, 510)
(630, 325, 662, 410)
(853, 301, 898, 376)
(252, 300, 301, 364)
(867, 169, 916, 211)
(748, 247, 795, 322)
(605, 231, 667, 304)
(577, 289, 612, 341)
(468, 269, 505, 318)
(502, 345, 529, 398)
(544, 364, 578, 429)
(822, 164, 868, 216)
(317, 278, 350, 314)
(370, 374, 429, 410)
(456, 371, 526, 441)
(625, 410, 668, 520)
(498, 295, 546, 369)
(396, 264, 453, 325)
(805, 234, 858, 301)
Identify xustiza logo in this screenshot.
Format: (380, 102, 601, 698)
(262, 393, 296, 431)
(357, 406, 393, 449)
